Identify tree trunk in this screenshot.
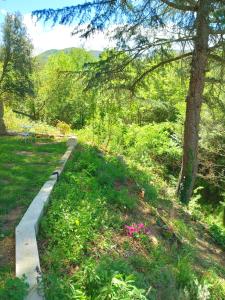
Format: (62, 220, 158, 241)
(0, 100, 7, 135)
(177, 0, 209, 204)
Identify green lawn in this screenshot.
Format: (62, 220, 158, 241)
(0, 136, 66, 217)
(37, 143, 225, 300)
(0, 135, 66, 292)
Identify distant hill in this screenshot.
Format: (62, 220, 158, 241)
(36, 48, 102, 65)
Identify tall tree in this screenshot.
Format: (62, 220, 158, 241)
(33, 0, 225, 203)
(0, 13, 33, 135)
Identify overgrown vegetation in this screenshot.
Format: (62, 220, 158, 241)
(38, 143, 225, 299)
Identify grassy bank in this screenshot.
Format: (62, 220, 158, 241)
(38, 142, 225, 300)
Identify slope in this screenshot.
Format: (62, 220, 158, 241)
(36, 142, 225, 300)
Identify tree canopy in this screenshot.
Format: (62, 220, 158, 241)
(0, 13, 34, 134)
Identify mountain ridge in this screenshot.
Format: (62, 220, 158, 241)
(36, 47, 101, 64)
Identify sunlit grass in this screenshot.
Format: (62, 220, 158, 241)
(0, 135, 67, 294)
(0, 136, 66, 217)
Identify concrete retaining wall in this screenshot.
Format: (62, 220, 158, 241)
(15, 136, 77, 300)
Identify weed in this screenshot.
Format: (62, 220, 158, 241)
(0, 277, 28, 300)
(209, 224, 225, 249)
(173, 219, 196, 243)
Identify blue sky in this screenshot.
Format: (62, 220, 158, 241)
(0, 0, 79, 15)
(0, 1, 113, 54)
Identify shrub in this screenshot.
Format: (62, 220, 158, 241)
(56, 121, 71, 135)
(98, 273, 147, 300)
(173, 219, 196, 243)
(185, 279, 211, 300)
(124, 123, 181, 173)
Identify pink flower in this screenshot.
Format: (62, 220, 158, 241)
(125, 223, 146, 237)
(138, 223, 144, 229)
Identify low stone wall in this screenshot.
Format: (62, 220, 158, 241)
(15, 136, 77, 300)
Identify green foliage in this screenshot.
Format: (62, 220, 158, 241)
(202, 270, 225, 300)
(0, 277, 28, 300)
(0, 136, 66, 226)
(209, 224, 225, 249)
(97, 273, 147, 300)
(185, 279, 211, 300)
(124, 123, 181, 171)
(37, 143, 225, 299)
(4, 107, 63, 135)
(86, 119, 181, 176)
(0, 12, 34, 134)
(35, 48, 96, 128)
(1, 5, 225, 298)
(176, 256, 195, 288)
(32, 0, 225, 209)
(38, 144, 157, 298)
(1, 2, 225, 298)
(0, 13, 33, 97)
(173, 219, 196, 243)
(56, 120, 72, 135)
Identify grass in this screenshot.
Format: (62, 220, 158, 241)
(37, 143, 225, 300)
(0, 136, 66, 218)
(172, 219, 197, 243)
(0, 135, 67, 294)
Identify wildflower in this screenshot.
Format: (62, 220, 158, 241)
(138, 223, 144, 229)
(125, 223, 146, 237)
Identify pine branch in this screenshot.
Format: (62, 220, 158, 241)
(131, 51, 193, 89)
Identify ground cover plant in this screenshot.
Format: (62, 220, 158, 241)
(38, 142, 225, 300)
(0, 135, 66, 294)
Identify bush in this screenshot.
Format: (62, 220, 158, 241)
(83, 120, 182, 174)
(56, 121, 71, 135)
(124, 123, 181, 173)
(185, 279, 211, 300)
(98, 273, 147, 300)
